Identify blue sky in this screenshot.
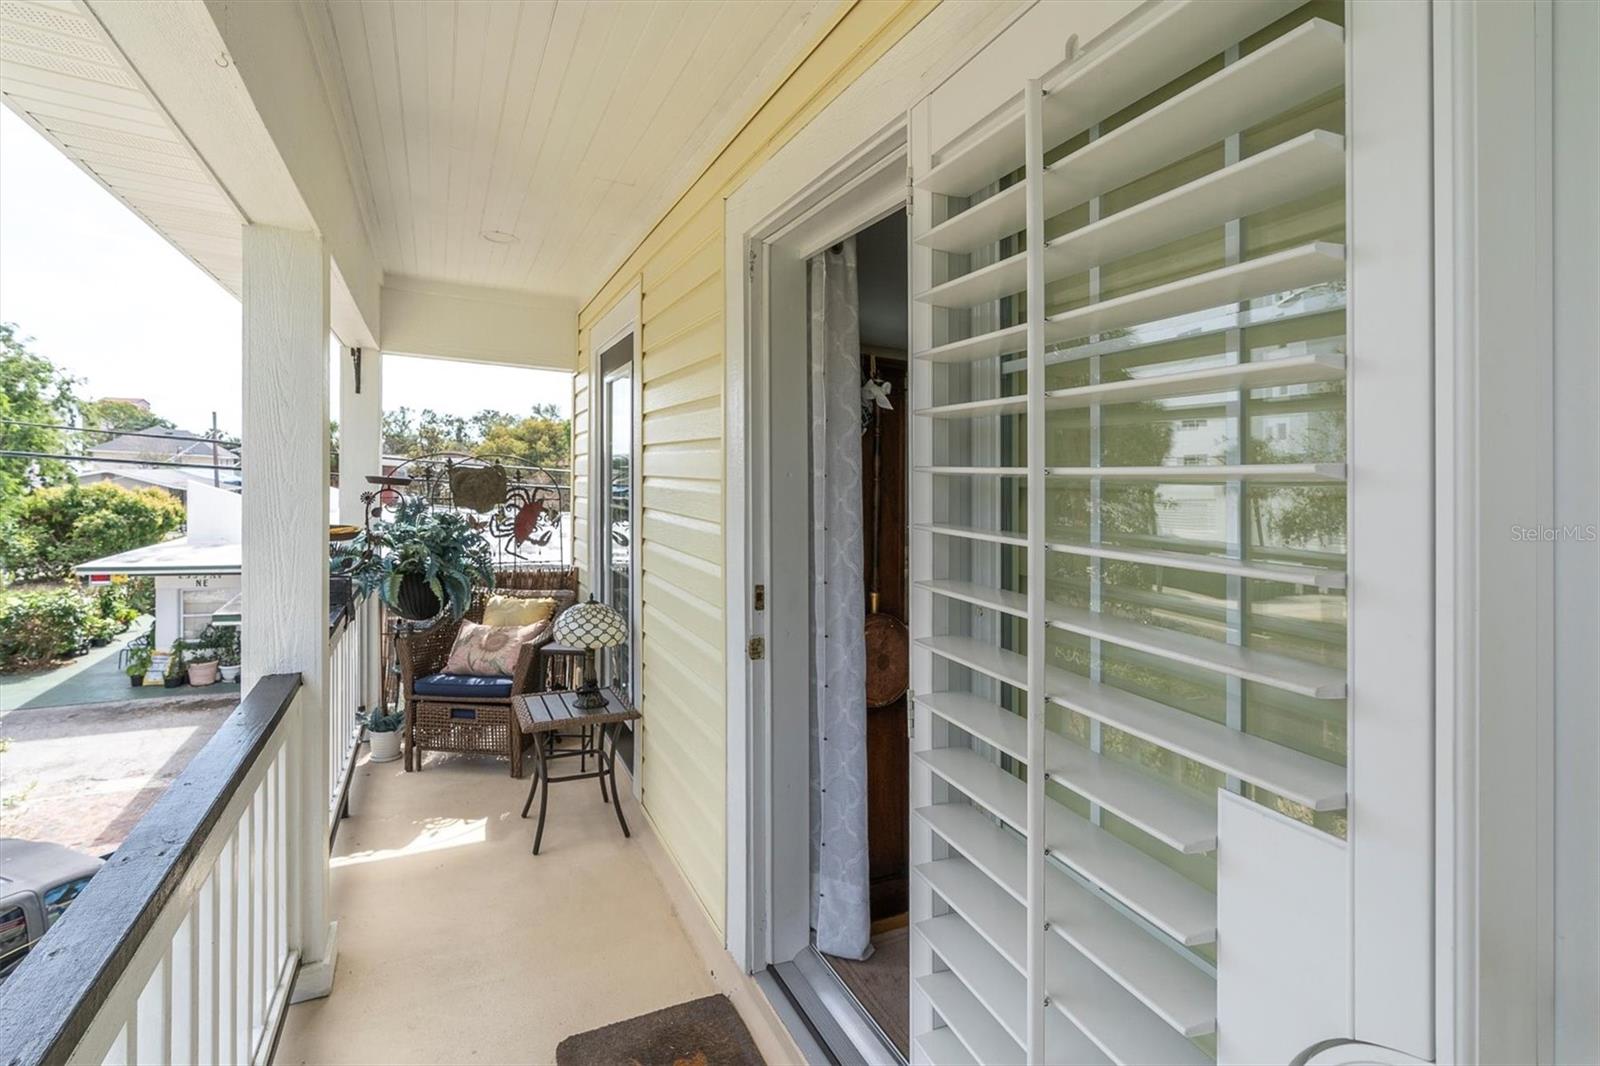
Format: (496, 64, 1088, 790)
(0, 108, 567, 436)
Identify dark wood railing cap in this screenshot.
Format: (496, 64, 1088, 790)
(0, 673, 301, 1066)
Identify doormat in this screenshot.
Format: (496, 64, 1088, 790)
(554, 995, 765, 1066)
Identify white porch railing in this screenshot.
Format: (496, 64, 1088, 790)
(0, 675, 306, 1066)
(326, 601, 366, 834)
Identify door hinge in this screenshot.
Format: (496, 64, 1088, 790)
(747, 246, 757, 281)
(753, 584, 765, 611)
(907, 692, 915, 739)
(747, 636, 765, 661)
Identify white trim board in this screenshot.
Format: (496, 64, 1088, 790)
(721, 0, 1038, 975)
(587, 283, 642, 797)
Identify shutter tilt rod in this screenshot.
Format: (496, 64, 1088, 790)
(1023, 76, 1049, 1066)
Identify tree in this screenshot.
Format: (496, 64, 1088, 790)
(79, 398, 175, 435)
(473, 409, 570, 469)
(382, 405, 570, 471)
(0, 323, 79, 517)
(3, 481, 185, 581)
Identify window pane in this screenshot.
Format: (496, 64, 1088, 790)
(605, 369, 632, 702)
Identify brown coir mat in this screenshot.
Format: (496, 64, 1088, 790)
(555, 995, 765, 1066)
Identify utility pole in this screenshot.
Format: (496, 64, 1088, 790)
(211, 410, 220, 487)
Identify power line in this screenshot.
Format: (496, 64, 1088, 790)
(0, 418, 238, 447)
(0, 451, 240, 473)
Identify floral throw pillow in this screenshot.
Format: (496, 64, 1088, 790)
(444, 620, 547, 678)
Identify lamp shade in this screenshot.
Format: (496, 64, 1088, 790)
(554, 596, 627, 649)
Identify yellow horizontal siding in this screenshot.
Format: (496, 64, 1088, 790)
(641, 440, 722, 481)
(570, 0, 934, 936)
(643, 358, 722, 415)
(642, 477, 720, 523)
(643, 318, 721, 383)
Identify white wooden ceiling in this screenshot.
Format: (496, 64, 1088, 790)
(0, 0, 245, 292)
(303, 0, 832, 300)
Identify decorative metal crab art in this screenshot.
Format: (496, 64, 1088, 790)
(376, 452, 570, 569)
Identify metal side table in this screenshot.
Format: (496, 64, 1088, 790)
(511, 689, 640, 855)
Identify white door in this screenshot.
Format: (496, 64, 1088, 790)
(903, 2, 1433, 1063)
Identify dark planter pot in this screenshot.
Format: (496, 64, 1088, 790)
(90, 637, 109, 648)
(392, 572, 443, 621)
(130, 675, 144, 687)
(163, 675, 183, 689)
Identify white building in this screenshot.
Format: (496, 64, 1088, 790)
(73, 481, 242, 654)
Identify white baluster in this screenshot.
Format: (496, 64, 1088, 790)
(134, 948, 171, 1065)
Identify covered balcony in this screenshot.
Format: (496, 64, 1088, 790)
(1, 1, 1594, 1065)
(0, 0, 829, 1062)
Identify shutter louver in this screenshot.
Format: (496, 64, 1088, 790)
(908, 2, 1350, 1062)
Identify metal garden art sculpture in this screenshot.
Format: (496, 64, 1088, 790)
(390, 453, 568, 568)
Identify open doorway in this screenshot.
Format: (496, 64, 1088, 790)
(756, 205, 910, 1063)
(808, 210, 911, 1059)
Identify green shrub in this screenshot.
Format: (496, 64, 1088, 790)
(3, 482, 184, 581)
(122, 576, 155, 616)
(0, 584, 92, 671)
(93, 585, 137, 631)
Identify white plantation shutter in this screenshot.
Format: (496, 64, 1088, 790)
(904, 2, 1392, 1063)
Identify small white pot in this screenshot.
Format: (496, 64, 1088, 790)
(368, 729, 402, 763)
(219, 664, 241, 683)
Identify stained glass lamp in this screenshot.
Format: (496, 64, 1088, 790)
(553, 596, 628, 709)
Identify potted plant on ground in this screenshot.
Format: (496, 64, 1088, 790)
(218, 638, 241, 683)
(360, 704, 405, 763)
(332, 494, 494, 622)
(186, 641, 219, 686)
(163, 643, 186, 688)
(126, 646, 151, 687)
(201, 624, 242, 683)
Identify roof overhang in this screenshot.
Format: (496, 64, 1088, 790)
(74, 536, 241, 577)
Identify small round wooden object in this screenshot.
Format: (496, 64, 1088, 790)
(864, 612, 909, 707)
(328, 524, 360, 542)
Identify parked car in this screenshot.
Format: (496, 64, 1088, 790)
(0, 839, 104, 981)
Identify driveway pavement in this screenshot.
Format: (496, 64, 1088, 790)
(0, 618, 240, 712)
(0, 695, 233, 853)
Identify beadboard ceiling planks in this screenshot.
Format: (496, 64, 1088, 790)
(303, 0, 830, 300)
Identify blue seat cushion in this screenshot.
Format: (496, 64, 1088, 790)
(413, 673, 512, 699)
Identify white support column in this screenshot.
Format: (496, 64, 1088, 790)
(338, 344, 384, 712)
(241, 224, 338, 1002)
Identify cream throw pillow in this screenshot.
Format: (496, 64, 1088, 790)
(482, 594, 556, 627)
(443, 620, 547, 677)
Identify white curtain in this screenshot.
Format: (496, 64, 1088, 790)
(808, 239, 872, 961)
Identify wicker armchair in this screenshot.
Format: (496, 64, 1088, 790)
(399, 586, 577, 775)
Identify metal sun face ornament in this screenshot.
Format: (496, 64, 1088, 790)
(553, 596, 627, 709)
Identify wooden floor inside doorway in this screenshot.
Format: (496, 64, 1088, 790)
(825, 922, 910, 1058)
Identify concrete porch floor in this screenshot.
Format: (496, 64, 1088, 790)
(275, 743, 796, 1065)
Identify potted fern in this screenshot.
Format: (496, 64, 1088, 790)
(361, 704, 405, 763)
(331, 495, 494, 622)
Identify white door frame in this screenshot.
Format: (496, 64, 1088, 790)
(720, 0, 1039, 974)
(727, 125, 909, 975)
(587, 285, 642, 791)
